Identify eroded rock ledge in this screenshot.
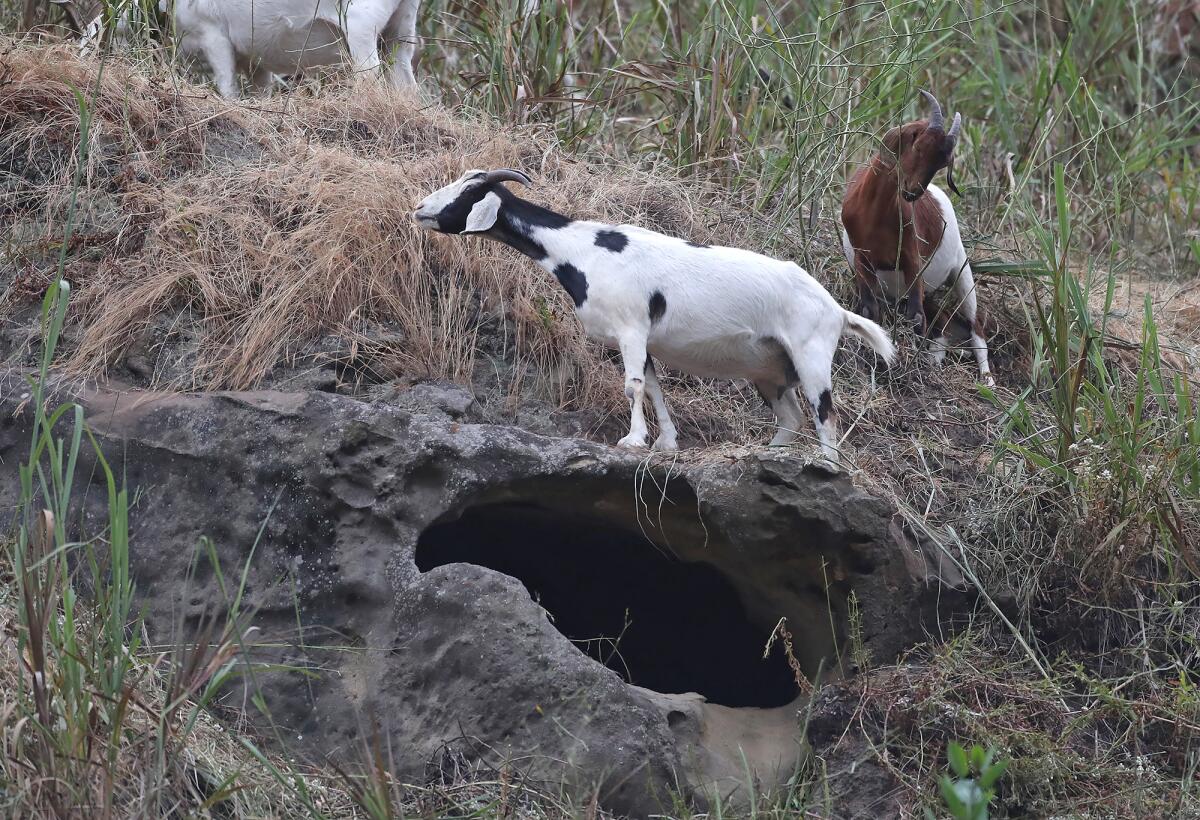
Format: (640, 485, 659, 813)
(0, 373, 965, 816)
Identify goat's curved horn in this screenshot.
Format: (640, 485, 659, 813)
(947, 112, 962, 141)
(486, 168, 533, 187)
(919, 89, 945, 131)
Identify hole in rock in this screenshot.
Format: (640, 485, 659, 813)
(415, 502, 799, 708)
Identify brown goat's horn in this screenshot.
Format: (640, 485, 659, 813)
(947, 112, 962, 141)
(919, 89, 945, 131)
(486, 168, 533, 187)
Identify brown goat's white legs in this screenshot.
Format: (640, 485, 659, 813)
(971, 331, 994, 387)
(643, 361, 679, 451)
(951, 265, 995, 387)
(617, 337, 650, 449)
(928, 334, 949, 366)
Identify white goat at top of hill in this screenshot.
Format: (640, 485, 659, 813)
(164, 0, 421, 98)
(413, 169, 897, 464)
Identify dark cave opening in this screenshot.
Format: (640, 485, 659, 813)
(415, 502, 799, 709)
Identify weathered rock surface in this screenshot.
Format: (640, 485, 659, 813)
(0, 371, 965, 816)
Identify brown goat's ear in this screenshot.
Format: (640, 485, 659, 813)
(946, 161, 962, 197)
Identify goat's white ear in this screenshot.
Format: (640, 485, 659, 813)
(464, 192, 502, 233)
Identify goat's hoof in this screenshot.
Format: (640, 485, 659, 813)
(617, 434, 648, 449)
(811, 456, 841, 475)
(981, 375, 996, 388)
(652, 435, 678, 452)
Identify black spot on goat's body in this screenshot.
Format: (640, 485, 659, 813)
(817, 390, 833, 423)
(553, 263, 589, 308)
(648, 291, 667, 324)
(686, 240, 710, 249)
(595, 230, 629, 252)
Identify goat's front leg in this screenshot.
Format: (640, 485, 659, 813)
(924, 295, 951, 366)
(616, 336, 650, 449)
(898, 243, 927, 336)
(199, 32, 240, 99)
(852, 251, 882, 322)
(970, 319, 995, 387)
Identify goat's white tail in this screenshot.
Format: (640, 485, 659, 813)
(842, 309, 897, 364)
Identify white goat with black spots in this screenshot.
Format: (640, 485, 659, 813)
(413, 169, 897, 464)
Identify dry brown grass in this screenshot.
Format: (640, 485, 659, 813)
(0, 37, 1014, 459)
(0, 38, 785, 435)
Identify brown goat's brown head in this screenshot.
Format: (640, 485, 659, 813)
(879, 90, 962, 202)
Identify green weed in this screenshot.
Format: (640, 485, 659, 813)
(926, 742, 1008, 820)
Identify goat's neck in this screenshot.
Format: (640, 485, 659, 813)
(486, 192, 575, 265)
(859, 156, 905, 217)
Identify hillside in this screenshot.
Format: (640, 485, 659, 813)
(3, 2, 1200, 817)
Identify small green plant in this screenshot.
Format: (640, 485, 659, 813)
(926, 742, 1008, 820)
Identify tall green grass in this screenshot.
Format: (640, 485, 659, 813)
(0, 64, 333, 820)
(979, 159, 1200, 755)
(6, 71, 138, 811)
(423, 0, 1200, 276)
(993, 161, 1199, 564)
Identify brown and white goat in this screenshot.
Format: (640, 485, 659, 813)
(840, 90, 993, 386)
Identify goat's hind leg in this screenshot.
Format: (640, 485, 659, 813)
(755, 380, 803, 447)
(790, 339, 841, 464)
(950, 262, 995, 387)
(383, 0, 421, 88)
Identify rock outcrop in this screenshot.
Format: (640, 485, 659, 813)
(0, 372, 965, 816)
